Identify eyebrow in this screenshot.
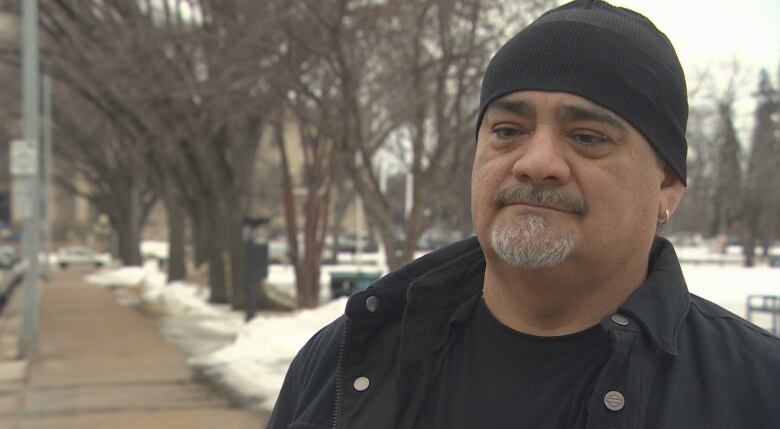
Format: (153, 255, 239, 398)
(486, 98, 536, 121)
(485, 96, 630, 135)
(557, 104, 628, 133)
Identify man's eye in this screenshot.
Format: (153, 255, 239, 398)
(570, 132, 608, 145)
(492, 126, 523, 139)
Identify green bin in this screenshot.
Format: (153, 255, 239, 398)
(330, 270, 382, 298)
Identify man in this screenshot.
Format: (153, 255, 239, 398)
(268, 1, 780, 428)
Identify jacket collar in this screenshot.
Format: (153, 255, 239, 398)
(346, 236, 690, 355)
(345, 237, 484, 320)
(618, 236, 691, 356)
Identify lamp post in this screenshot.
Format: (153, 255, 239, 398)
(19, 0, 41, 358)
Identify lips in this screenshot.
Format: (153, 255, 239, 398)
(502, 200, 571, 213)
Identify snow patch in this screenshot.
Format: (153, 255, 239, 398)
(85, 266, 148, 288)
(191, 298, 346, 409)
(93, 242, 780, 413)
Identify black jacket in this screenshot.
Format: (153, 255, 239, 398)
(268, 237, 780, 429)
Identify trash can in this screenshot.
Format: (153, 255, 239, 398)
(770, 256, 780, 268)
(330, 270, 382, 298)
(244, 217, 270, 320)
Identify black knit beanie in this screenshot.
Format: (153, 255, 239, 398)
(477, 0, 688, 184)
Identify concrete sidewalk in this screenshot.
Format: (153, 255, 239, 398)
(0, 268, 267, 429)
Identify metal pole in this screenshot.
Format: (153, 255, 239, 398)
(42, 75, 52, 281)
(404, 171, 413, 220)
(354, 152, 363, 263)
(20, 0, 40, 358)
(377, 160, 387, 267)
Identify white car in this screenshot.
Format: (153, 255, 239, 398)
(57, 246, 111, 269)
(0, 246, 20, 269)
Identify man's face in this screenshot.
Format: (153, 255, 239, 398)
(471, 91, 682, 273)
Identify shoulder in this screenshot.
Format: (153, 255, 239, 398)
(290, 314, 347, 388)
(685, 294, 780, 362)
(668, 295, 780, 422)
(267, 315, 346, 428)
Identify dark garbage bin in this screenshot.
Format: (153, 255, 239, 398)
(244, 217, 270, 321)
(330, 269, 382, 298)
(770, 256, 780, 268)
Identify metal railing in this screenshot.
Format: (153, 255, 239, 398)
(746, 295, 780, 335)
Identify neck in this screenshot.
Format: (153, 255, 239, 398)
(481, 254, 648, 336)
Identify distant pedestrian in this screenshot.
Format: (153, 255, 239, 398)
(268, 1, 780, 428)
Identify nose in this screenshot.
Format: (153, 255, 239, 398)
(511, 130, 572, 185)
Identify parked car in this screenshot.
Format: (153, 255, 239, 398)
(0, 246, 20, 269)
(57, 246, 111, 269)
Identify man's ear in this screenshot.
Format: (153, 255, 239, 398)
(658, 163, 685, 219)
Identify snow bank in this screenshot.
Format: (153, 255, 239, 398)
(140, 240, 169, 260)
(683, 265, 780, 317)
(143, 280, 226, 317)
(86, 242, 780, 414)
(85, 266, 148, 288)
(191, 298, 347, 410)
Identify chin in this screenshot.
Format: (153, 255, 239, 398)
(489, 214, 576, 270)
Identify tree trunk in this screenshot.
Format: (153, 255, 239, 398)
(296, 265, 319, 308)
(742, 211, 758, 268)
(743, 236, 755, 267)
(163, 180, 187, 282)
(191, 210, 208, 268)
(207, 246, 229, 303)
(377, 221, 401, 270)
(129, 179, 143, 265)
(112, 181, 143, 266)
(297, 179, 330, 308)
(274, 120, 305, 306)
(228, 205, 247, 310)
(167, 203, 187, 281)
(115, 213, 142, 265)
(206, 210, 229, 303)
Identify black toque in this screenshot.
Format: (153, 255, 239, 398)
(476, 0, 688, 184)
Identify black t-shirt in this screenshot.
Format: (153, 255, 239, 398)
(416, 296, 612, 429)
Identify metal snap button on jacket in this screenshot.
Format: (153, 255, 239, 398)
(604, 390, 625, 411)
(353, 376, 370, 392)
(365, 296, 380, 313)
(611, 314, 629, 326)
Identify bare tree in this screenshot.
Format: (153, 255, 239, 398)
(742, 69, 780, 265)
(711, 99, 743, 238)
(0, 0, 286, 308)
(30, 1, 165, 264)
(298, 0, 553, 270)
(374, 0, 552, 268)
(273, 114, 340, 308)
(266, 0, 375, 307)
(135, 0, 284, 308)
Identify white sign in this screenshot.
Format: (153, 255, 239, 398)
(12, 179, 33, 220)
(10, 139, 38, 176)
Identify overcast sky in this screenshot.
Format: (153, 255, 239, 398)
(611, 0, 779, 81)
(608, 0, 779, 139)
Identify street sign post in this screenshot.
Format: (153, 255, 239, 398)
(10, 140, 37, 222)
(19, 0, 40, 359)
(10, 139, 38, 176)
(11, 180, 33, 220)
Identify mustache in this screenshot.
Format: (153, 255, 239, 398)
(493, 184, 588, 216)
